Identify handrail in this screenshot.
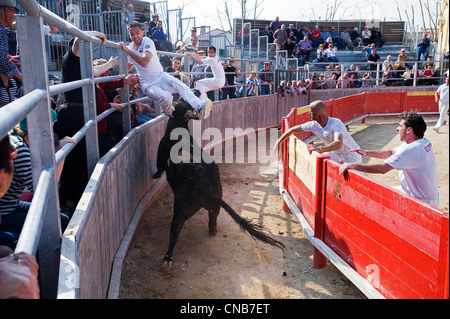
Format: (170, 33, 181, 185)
(14, 165, 55, 256)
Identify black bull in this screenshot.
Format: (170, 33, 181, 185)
(152, 97, 285, 269)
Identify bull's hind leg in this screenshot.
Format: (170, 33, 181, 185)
(208, 205, 221, 236)
(162, 206, 186, 270)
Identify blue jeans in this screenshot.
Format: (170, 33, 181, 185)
(0, 201, 70, 250)
(416, 50, 429, 62)
(259, 85, 271, 95)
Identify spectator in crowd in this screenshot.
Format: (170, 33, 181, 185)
(337, 72, 350, 88)
(138, 8, 151, 24)
(151, 21, 170, 51)
(306, 73, 320, 90)
(323, 36, 334, 49)
(0, 118, 74, 249)
(182, 27, 198, 50)
(361, 72, 373, 87)
(382, 55, 395, 72)
(325, 44, 339, 63)
(320, 27, 331, 43)
(285, 80, 295, 96)
(433, 75, 449, 133)
(339, 27, 354, 50)
(301, 26, 312, 42)
(361, 26, 371, 46)
(273, 24, 288, 49)
(395, 48, 412, 71)
(350, 27, 363, 47)
(186, 46, 225, 102)
(324, 64, 333, 79)
(260, 25, 274, 43)
(241, 73, 260, 97)
(416, 33, 430, 62)
(102, 0, 114, 34)
(371, 27, 385, 47)
(285, 36, 296, 57)
(423, 55, 434, 69)
(274, 100, 363, 164)
(277, 80, 286, 97)
(401, 66, 414, 86)
(234, 66, 244, 98)
(54, 31, 115, 214)
(312, 43, 327, 63)
(288, 31, 298, 45)
(0, 134, 39, 299)
(0, 3, 22, 86)
(149, 14, 159, 30)
(367, 49, 380, 71)
(327, 72, 339, 89)
(222, 59, 237, 100)
(422, 64, 436, 85)
(292, 43, 303, 66)
(269, 16, 281, 36)
(310, 25, 322, 48)
(339, 112, 439, 208)
(258, 61, 274, 95)
(381, 64, 396, 86)
(329, 26, 344, 49)
(364, 43, 376, 58)
(298, 36, 312, 61)
(121, 3, 135, 25)
(297, 80, 308, 95)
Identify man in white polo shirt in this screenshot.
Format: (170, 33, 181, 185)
(186, 46, 225, 101)
(339, 112, 439, 207)
(119, 21, 212, 118)
(274, 100, 362, 164)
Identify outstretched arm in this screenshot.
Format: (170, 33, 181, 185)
(119, 42, 152, 68)
(339, 161, 394, 175)
(273, 124, 304, 154)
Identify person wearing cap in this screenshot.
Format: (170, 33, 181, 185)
(258, 61, 274, 95)
(351, 27, 363, 47)
(361, 26, 371, 46)
(0, 1, 22, 87)
(370, 27, 385, 47)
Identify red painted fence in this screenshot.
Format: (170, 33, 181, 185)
(280, 91, 449, 299)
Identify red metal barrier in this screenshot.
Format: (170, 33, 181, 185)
(280, 92, 448, 299)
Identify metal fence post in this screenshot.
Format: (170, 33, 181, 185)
(119, 49, 132, 134)
(79, 40, 99, 174)
(16, 14, 61, 299)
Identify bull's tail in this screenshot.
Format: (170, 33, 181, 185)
(213, 195, 285, 251)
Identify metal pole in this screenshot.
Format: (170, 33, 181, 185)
(16, 14, 61, 299)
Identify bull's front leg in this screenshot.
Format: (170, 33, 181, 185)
(162, 205, 186, 270)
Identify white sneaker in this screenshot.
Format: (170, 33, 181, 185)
(198, 99, 213, 119)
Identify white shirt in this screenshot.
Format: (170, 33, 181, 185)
(436, 83, 449, 105)
(202, 55, 225, 81)
(127, 36, 163, 83)
(301, 117, 362, 163)
(384, 138, 439, 206)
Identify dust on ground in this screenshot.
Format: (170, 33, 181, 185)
(118, 114, 448, 299)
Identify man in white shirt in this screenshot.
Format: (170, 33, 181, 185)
(433, 75, 449, 133)
(186, 46, 226, 101)
(119, 21, 212, 118)
(274, 100, 362, 164)
(339, 112, 439, 207)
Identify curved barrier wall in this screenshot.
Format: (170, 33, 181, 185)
(280, 92, 449, 299)
(56, 87, 441, 298)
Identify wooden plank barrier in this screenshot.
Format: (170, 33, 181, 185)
(281, 91, 448, 299)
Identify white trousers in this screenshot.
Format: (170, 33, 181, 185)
(434, 101, 449, 131)
(141, 72, 202, 113)
(195, 77, 225, 101)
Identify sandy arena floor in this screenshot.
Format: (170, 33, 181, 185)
(118, 114, 448, 299)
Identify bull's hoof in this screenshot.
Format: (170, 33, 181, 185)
(209, 229, 217, 236)
(162, 255, 173, 270)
